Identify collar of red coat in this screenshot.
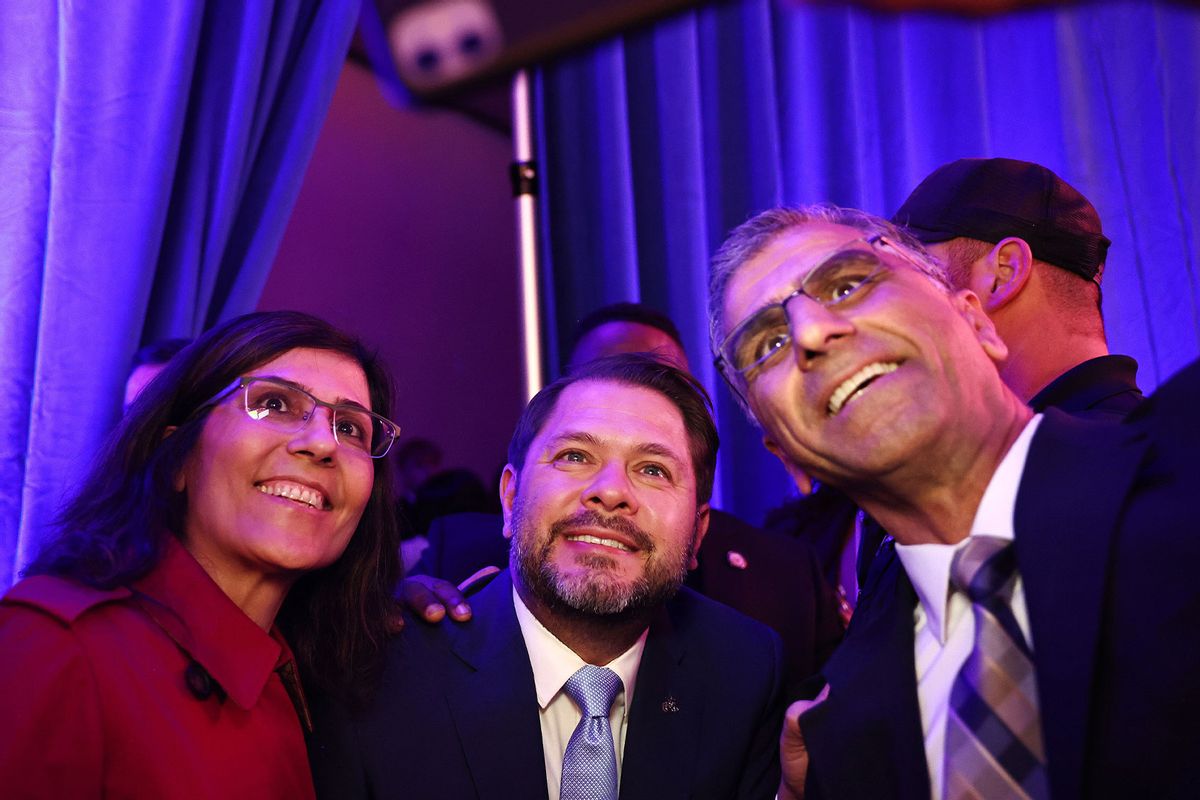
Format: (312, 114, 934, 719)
(132, 537, 298, 712)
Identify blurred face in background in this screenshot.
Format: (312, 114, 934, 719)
(568, 321, 689, 372)
(124, 363, 169, 411)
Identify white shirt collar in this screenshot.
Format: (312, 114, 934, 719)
(895, 414, 1043, 643)
(512, 586, 648, 710)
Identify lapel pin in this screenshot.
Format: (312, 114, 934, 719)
(726, 550, 748, 570)
(661, 696, 680, 713)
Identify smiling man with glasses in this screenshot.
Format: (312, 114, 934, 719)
(715, 234, 951, 411)
(707, 204, 1200, 800)
(710, 209, 997, 502)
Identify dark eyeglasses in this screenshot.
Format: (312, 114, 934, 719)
(199, 376, 400, 458)
(715, 235, 917, 395)
(715, 236, 888, 375)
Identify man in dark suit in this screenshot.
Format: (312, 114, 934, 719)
(417, 506, 840, 698)
(707, 204, 1199, 798)
(308, 354, 785, 799)
(412, 301, 843, 696)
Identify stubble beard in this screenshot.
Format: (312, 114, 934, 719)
(510, 500, 696, 620)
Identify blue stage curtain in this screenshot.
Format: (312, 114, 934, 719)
(0, 1, 358, 588)
(535, 0, 1200, 524)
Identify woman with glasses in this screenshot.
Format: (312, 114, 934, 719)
(0, 310, 402, 799)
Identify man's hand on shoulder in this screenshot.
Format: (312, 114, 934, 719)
(397, 567, 501, 623)
(779, 683, 830, 800)
(399, 574, 474, 623)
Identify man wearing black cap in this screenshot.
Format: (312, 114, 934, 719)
(892, 157, 1143, 419)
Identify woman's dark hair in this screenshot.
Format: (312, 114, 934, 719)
(27, 310, 400, 700)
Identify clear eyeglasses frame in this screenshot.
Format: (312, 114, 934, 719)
(196, 376, 400, 458)
(714, 234, 912, 397)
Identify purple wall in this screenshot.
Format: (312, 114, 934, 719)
(260, 63, 523, 488)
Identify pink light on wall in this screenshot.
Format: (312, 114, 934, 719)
(261, 62, 523, 489)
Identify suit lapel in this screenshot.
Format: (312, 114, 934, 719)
(442, 572, 550, 800)
(618, 604, 702, 800)
(1014, 411, 1147, 800)
(801, 544, 930, 800)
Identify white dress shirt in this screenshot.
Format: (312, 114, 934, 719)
(894, 414, 1042, 799)
(513, 588, 648, 800)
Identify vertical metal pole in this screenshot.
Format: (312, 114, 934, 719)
(510, 69, 544, 400)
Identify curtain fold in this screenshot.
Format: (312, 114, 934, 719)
(536, 0, 1200, 524)
(0, 0, 358, 587)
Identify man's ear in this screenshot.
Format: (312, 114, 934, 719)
(688, 504, 712, 570)
(954, 289, 1009, 366)
(762, 436, 814, 496)
(980, 237, 1033, 312)
(499, 465, 518, 539)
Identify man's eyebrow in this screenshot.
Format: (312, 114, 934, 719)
(545, 431, 603, 449)
(544, 432, 684, 464)
(633, 442, 686, 464)
(788, 244, 872, 289)
(254, 374, 369, 409)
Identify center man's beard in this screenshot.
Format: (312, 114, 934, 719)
(510, 502, 697, 620)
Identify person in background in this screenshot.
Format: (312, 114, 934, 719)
(400, 467, 495, 572)
(389, 437, 444, 571)
(409, 467, 494, 534)
(308, 355, 785, 799)
(123, 337, 192, 411)
(565, 301, 691, 372)
(392, 437, 443, 513)
(893, 156, 1142, 418)
(0, 311, 402, 799)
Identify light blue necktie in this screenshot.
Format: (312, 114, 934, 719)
(560, 665, 622, 800)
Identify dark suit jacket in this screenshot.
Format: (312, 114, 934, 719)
(308, 571, 785, 799)
(415, 509, 843, 697)
(1027, 354, 1144, 419)
(798, 359, 1200, 800)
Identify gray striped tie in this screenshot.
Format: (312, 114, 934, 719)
(944, 536, 1049, 800)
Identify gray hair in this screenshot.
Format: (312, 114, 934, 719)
(707, 203, 951, 366)
(706, 204, 952, 421)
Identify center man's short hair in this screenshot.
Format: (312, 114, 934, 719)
(507, 353, 719, 505)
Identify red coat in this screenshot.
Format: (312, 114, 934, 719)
(0, 538, 316, 799)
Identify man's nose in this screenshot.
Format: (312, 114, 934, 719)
(785, 296, 855, 371)
(582, 461, 639, 514)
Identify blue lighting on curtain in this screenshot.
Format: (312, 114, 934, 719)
(0, 1, 358, 588)
(535, 0, 1200, 524)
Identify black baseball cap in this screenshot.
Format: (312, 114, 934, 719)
(892, 157, 1111, 281)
